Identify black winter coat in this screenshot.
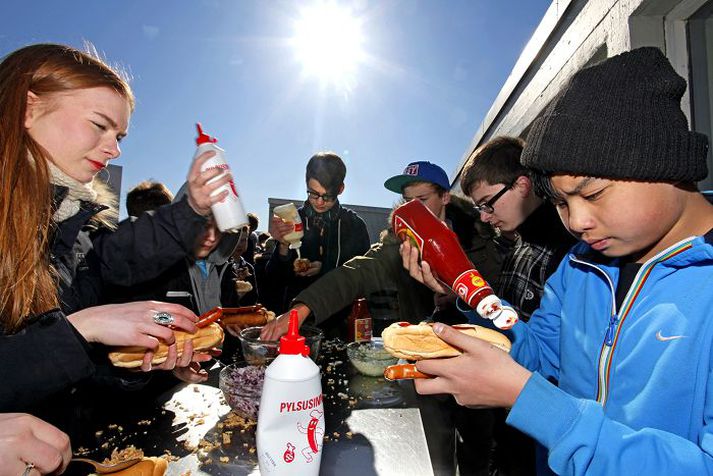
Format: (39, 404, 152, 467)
(0, 309, 94, 410)
(0, 188, 208, 410)
(52, 185, 208, 313)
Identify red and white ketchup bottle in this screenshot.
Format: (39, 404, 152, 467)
(257, 311, 324, 475)
(392, 199, 518, 329)
(194, 123, 248, 233)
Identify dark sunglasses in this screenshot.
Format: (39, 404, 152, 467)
(473, 179, 516, 214)
(306, 189, 336, 202)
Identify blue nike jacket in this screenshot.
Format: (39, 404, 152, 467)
(500, 233, 713, 476)
(475, 231, 713, 475)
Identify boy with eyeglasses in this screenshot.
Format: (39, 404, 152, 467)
(266, 151, 370, 325)
(462, 136, 575, 321)
(459, 136, 574, 475)
(403, 47, 713, 475)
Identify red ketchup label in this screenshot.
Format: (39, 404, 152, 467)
(393, 216, 424, 251)
(452, 269, 493, 307)
(352, 318, 372, 343)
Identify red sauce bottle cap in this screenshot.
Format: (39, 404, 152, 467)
(279, 310, 310, 356)
(195, 123, 218, 145)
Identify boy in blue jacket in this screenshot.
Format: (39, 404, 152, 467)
(401, 47, 713, 475)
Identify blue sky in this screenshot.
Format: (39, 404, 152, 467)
(1, 0, 550, 223)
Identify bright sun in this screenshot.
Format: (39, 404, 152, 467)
(291, 3, 365, 88)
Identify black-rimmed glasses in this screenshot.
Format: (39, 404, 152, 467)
(473, 179, 516, 214)
(307, 189, 336, 202)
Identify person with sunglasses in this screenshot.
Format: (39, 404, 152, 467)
(266, 152, 370, 331)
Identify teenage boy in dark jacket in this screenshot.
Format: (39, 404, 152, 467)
(266, 152, 370, 335)
(462, 136, 575, 321)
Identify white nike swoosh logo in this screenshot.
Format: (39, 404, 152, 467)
(656, 331, 687, 342)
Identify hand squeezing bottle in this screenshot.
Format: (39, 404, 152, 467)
(392, 199, 518, 329)
(193, 123, 248, 232)
(256, 311, 324, 475)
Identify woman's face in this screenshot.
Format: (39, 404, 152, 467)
(25, 86, 131, 184)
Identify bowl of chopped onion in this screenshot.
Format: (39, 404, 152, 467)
(218, 360, 269, 421)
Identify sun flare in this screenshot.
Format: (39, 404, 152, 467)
(291, 3, 365, 88)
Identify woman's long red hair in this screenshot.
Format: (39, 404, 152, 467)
(0, 44, 134, 333)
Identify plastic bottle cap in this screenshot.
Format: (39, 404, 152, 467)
(195, 123, 218, 145)
(279, 310, 310, 356)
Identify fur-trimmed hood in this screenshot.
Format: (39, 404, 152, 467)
(52, 178, 119, 230)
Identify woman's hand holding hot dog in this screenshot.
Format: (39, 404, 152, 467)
(67, 301, 199, 372)
(414, 322, 532, 408)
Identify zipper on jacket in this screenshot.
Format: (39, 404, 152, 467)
(570, 256, 617, 404)
(571, 237, 696, 406)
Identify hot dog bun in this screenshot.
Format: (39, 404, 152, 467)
(110, 457, 167, 476)
(382, 322, 510, 360)
(108, 323, 224, 368)
(234, 280, 253, 294)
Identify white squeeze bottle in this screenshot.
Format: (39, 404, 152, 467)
(257, 310, 324, 475)
(272, 202, 304, 255)
(193, 123, 248, 233)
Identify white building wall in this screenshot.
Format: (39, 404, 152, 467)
(455, 0, 713, 191)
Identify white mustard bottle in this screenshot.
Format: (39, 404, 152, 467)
(272, 202, 304, 252)
(193, 123, 248, 233)
(257, 311, 324, 475)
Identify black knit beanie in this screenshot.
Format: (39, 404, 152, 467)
(521, 47, 709, 182)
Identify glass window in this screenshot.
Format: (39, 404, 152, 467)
(688, 1, 713, 189)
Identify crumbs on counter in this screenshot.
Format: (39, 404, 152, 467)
(103, 445, 144, 465)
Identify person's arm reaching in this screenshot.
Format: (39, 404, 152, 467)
(261, 240, 397, 340)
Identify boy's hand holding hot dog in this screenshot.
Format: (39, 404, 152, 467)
(414, 322, 531, 408)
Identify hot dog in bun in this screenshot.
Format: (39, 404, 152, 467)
(382, 321, 511, 361)
(108, 323, 224, 368)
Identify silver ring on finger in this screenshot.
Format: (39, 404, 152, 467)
(22, 462, 35, 476)
(153, 311, 175, 326)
